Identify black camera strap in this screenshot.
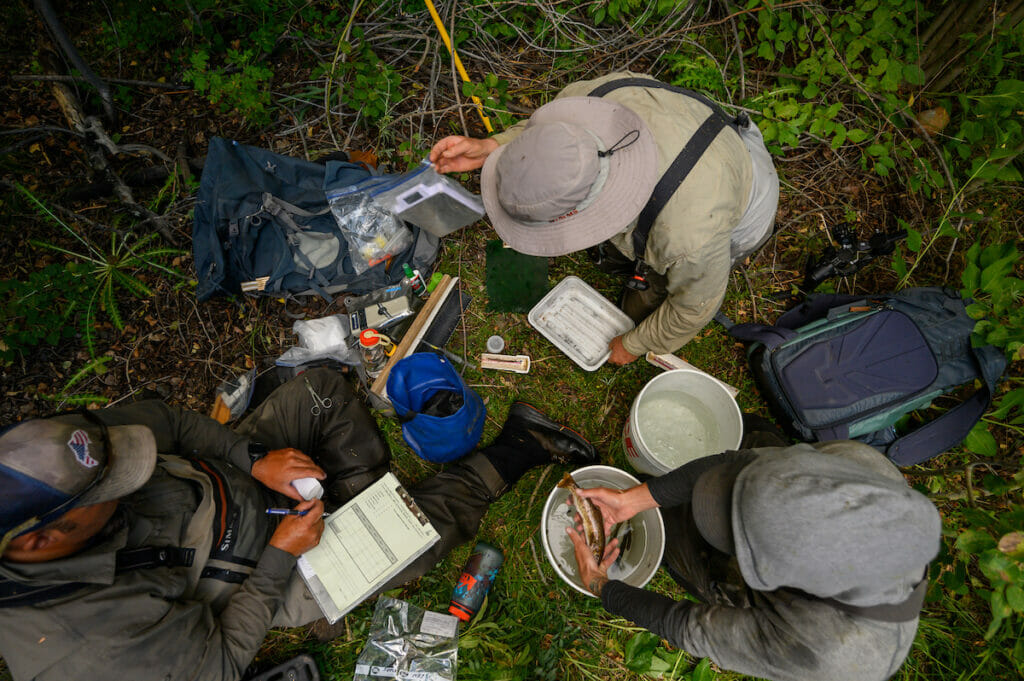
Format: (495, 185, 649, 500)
(589, 78, 747, 290)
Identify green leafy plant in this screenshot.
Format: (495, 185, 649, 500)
(39, 356, 113, 407)
(462, 73, 518, 131)
(0, 262, 91, 365)
(942, 478, 1024, 645)
(326, 39, 403, 127)
(739, 0, 1023, 197)
(17, 185, 186, 358)
(624, 631, 714, 679)
(184, 48, 274, 124)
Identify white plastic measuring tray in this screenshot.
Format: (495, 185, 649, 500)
(528, 276, 635, 371)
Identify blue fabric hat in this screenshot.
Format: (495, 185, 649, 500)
(386, 353, 485, 462)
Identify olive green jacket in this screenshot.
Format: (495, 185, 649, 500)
(0, 403, 318, 681)
(492, 71, 754, 355)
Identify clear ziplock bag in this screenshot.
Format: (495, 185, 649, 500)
(353, 596, 459, 681)
(373, 160, 484, 238)
(325, 186, 413, 275)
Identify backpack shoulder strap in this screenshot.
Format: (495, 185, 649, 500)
(782, 577, 929, 622)
(886, 344, 1006, 466)
(588, 77, 740, 265)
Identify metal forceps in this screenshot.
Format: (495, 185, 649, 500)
(303, 377, 333, 416)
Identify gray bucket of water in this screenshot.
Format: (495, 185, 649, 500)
(540, 465, 665, 597)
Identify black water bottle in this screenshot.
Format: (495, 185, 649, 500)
(448, 541, 503, 622)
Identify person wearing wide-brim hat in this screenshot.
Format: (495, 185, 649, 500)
(430, 71, 779, 364)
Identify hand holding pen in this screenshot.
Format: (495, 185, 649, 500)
(267, 499, 325, 556)
(266, 507, 330, 518)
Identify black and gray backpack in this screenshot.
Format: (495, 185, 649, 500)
(729, 287, 1006, 466)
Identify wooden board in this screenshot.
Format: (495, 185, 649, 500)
(369, 274, 456, 400)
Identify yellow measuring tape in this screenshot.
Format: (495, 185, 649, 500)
(423, 0, 494, 133)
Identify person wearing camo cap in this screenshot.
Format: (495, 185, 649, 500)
(566, 430, 942, 681)
(0, 368, 597, 681)
(430, 71, 779, 365)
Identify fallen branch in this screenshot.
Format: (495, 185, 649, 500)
(42, 52, 179, 245)
(13, 73, 191, 91)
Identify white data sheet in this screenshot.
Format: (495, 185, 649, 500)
(297, 473, 439, 622)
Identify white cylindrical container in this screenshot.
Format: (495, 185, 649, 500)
(623, 369, 743, 476)
(541, 465, 665, 596)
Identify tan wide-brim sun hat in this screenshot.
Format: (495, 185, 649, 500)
(481, 96, 659, 257)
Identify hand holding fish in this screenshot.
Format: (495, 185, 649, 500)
(567, 524, 620, 597)
(573, 483, 659, 536)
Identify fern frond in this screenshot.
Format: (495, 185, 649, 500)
(112, 268, 154, 298)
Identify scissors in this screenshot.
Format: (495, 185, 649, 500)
(304, 377, 333, 416)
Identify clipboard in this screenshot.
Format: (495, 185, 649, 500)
(297, 472, 439, 623)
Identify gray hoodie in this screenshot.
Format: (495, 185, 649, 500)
(602, 441, 941, 681)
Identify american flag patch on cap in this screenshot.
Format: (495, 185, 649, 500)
(68, 429, 98, 468)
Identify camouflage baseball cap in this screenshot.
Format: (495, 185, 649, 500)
(0, 412, 156, 555)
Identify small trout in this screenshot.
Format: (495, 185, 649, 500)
(558, 473, 605, 562)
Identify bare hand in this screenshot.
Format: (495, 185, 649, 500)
(268, 499, 325, 556)
(251, 448, 326, 501)
(567, 525, 619, 597)
(573, 486, 641, 536)
(429, 136, 499, 174)
(607, 335, 638, 365)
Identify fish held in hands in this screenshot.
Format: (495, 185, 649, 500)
(558, 473, 606, 563)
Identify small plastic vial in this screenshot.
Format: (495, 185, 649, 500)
(449, 541, 503, 622)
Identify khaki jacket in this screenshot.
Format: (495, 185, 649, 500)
(492, 72, 753, 354)
(0, 403, 316, 681)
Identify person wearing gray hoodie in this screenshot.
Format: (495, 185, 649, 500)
(568, 439, 941, 681)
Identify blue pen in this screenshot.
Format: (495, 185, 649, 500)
(266, 508, 308, 516)
(265, 508, 330, 518)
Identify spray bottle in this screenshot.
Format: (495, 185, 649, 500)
(402, 263, 428, 298)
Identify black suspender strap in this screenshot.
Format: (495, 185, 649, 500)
(630, 113, 727, 261)
(587, 77, 747, 131)
(587, 78, 747, 286)
(115, 546, 196, 571)
(0, 545, 196, 608)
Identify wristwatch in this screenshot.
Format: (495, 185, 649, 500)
(247, 442, 269, 468)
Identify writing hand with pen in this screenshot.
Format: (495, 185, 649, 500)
(267, 499, 326, 556)
(252, 447, 329, 556)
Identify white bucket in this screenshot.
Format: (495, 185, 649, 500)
(541, 465, 665, 596)
(623, 369, 743, 476)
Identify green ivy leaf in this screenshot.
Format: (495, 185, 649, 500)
(866, 144, 888, 157)
(957, 528, 997, 555)
(892, 252, 908, 279)
(692, 658, 714, 681)
(623, 632, 660, 673)
(905, 227, 922, 253)
(847, 128, 870, 143)
(964, 422, 998, 456)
